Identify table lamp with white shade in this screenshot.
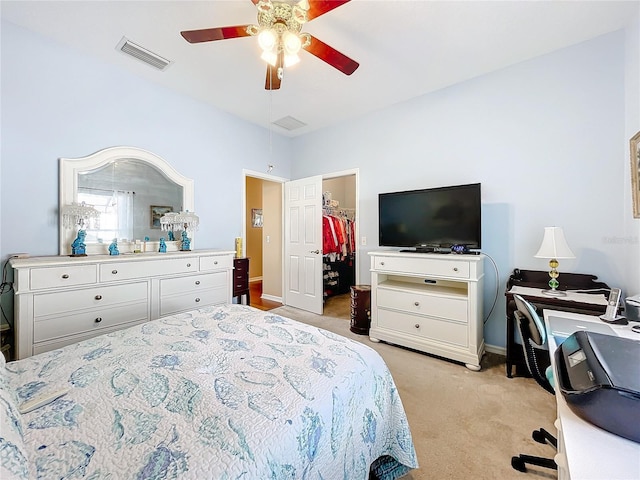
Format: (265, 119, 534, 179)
(534, 226, 575, 296)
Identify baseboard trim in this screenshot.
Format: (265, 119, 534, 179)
(485, 344, 506, 356)
(261, 294, 282, 303)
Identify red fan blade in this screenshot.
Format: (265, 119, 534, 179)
(306, 0, 350, 21)
(265, 53, 284, 90)
(181, 26, 252, 43)
(303, 34, 359, 75)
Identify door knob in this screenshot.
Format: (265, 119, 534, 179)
(309, 250, 320, 254)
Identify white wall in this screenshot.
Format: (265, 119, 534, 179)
(0, 21, 292, 260)
(290, 30, 636, 349)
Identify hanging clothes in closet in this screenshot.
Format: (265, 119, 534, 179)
(322, 203, 355, 299)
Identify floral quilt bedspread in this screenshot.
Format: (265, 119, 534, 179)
(2, 304, 417, 479)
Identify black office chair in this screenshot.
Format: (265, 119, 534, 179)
(510, 294, 558, 473)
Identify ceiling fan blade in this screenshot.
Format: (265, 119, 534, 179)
(303, 34, 359, 75)
(180, 25, 252, 43)
(265, 53, 284, 90)
(306, 0, 350, 21)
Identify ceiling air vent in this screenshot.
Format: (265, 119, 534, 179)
(116, 37, 172, 71)
(273, 116, 307, 131)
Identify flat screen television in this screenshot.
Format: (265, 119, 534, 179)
(378, 183, 481, 252)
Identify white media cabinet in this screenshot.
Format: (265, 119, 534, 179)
(368, 251, 485, 370)
(10, 250, 235, 359)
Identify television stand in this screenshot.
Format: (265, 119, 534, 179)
(368, 251, 485, 370)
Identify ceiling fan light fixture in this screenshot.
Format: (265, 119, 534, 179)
(261, 50, 278, 66)
(284, 53, 300, 67)
(282, 31, 302, 55)
(258, 29, 277, 51)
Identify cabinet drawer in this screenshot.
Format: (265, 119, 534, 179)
(30, 264, 97, 290)
(200, 255, 233, 271)
(160, 272, 227, 296)
(33, 282, 148, 317)
(160, 287, 227, 316)
(377, 308, 468, 347)
(377, 287, 468, 322)
(373, 256, 470, 279)
(34, 301, 148, 343)
(100, 257, 199, 282)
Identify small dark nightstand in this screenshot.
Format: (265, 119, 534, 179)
(233, 257, 250, 305)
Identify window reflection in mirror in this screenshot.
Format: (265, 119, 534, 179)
(77, 159, 183, 244)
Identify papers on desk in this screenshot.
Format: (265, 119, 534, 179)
(508, 286, 608, 306)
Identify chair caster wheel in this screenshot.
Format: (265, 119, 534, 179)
(511, 456, 527, 472)
(532, 429, 545, 444)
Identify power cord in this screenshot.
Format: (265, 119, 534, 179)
(482, 252, 500, 325)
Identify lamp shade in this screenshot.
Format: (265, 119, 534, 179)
(534, 227, 575, 259)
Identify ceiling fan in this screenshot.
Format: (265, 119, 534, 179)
(180, 0, 359, 90)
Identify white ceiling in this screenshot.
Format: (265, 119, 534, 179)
(2, 1, 638, 137)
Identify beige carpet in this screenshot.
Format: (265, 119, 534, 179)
(271, 296, 558, 480)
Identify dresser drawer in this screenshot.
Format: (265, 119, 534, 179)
(200, 255, 233, 271)
(30, 264, 98, 290)
(377, 287, 468, 322)
(34, 301, 148, 343)
(160, 272, 227, 296)
(100, 257, 199, 282)
(33, 319, 148, 356)
(373, 256, 470, 279)
(160, 287, 227, 316)
(33, 282, 148, 317)
(377, 308, 468, 347)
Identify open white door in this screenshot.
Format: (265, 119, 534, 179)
(284, 175, 323, 314)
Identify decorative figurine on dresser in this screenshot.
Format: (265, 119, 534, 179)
(168, 231, 175, 241)
(159, 238, 167, 253)
(71, 230, 87, 256)
(108, 239, 119, 256)
(181, 231, 191, 251)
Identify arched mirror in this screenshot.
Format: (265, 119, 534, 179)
(59, 146, 194, 255)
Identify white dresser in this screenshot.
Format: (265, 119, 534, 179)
(369, 251, 485, 370)
(10, 250, 235, 359)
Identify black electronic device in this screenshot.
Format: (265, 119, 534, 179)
(555, 331, 640, 443)
(378, 183, 481, 252)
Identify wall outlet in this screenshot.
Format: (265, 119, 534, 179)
(361, 236, 367, 246)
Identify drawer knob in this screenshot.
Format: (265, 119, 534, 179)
(214, 261, 218, 265)
(453, 267, 458, 272)
(95, 317, 103, 323)
(187, 263, 192, 268)
(95, 295, 102, 300)
(414, 324, 420, 329)
(195, 280, 201, 285)
(414, 301, 420, 307)
(380, 261, 385, 266)
(195, 297, 201, 303)
(61, 274, 69, 279)
(111, 269, 118, 275)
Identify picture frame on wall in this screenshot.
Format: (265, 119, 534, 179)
(631, 131, 640, 218)
(251, 208, 263, 228)
(151, 205, 173, 228)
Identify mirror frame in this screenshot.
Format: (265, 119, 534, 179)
(59, 146, 194, 255)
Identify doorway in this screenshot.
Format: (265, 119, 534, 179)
(243, 170, 286, 310)
(244, 169, 359, 315)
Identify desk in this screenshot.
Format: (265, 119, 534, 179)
(544, 310, 640, 480)
(505, 269, 609, 377)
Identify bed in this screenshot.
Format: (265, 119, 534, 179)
(1, 304, 418, 479)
